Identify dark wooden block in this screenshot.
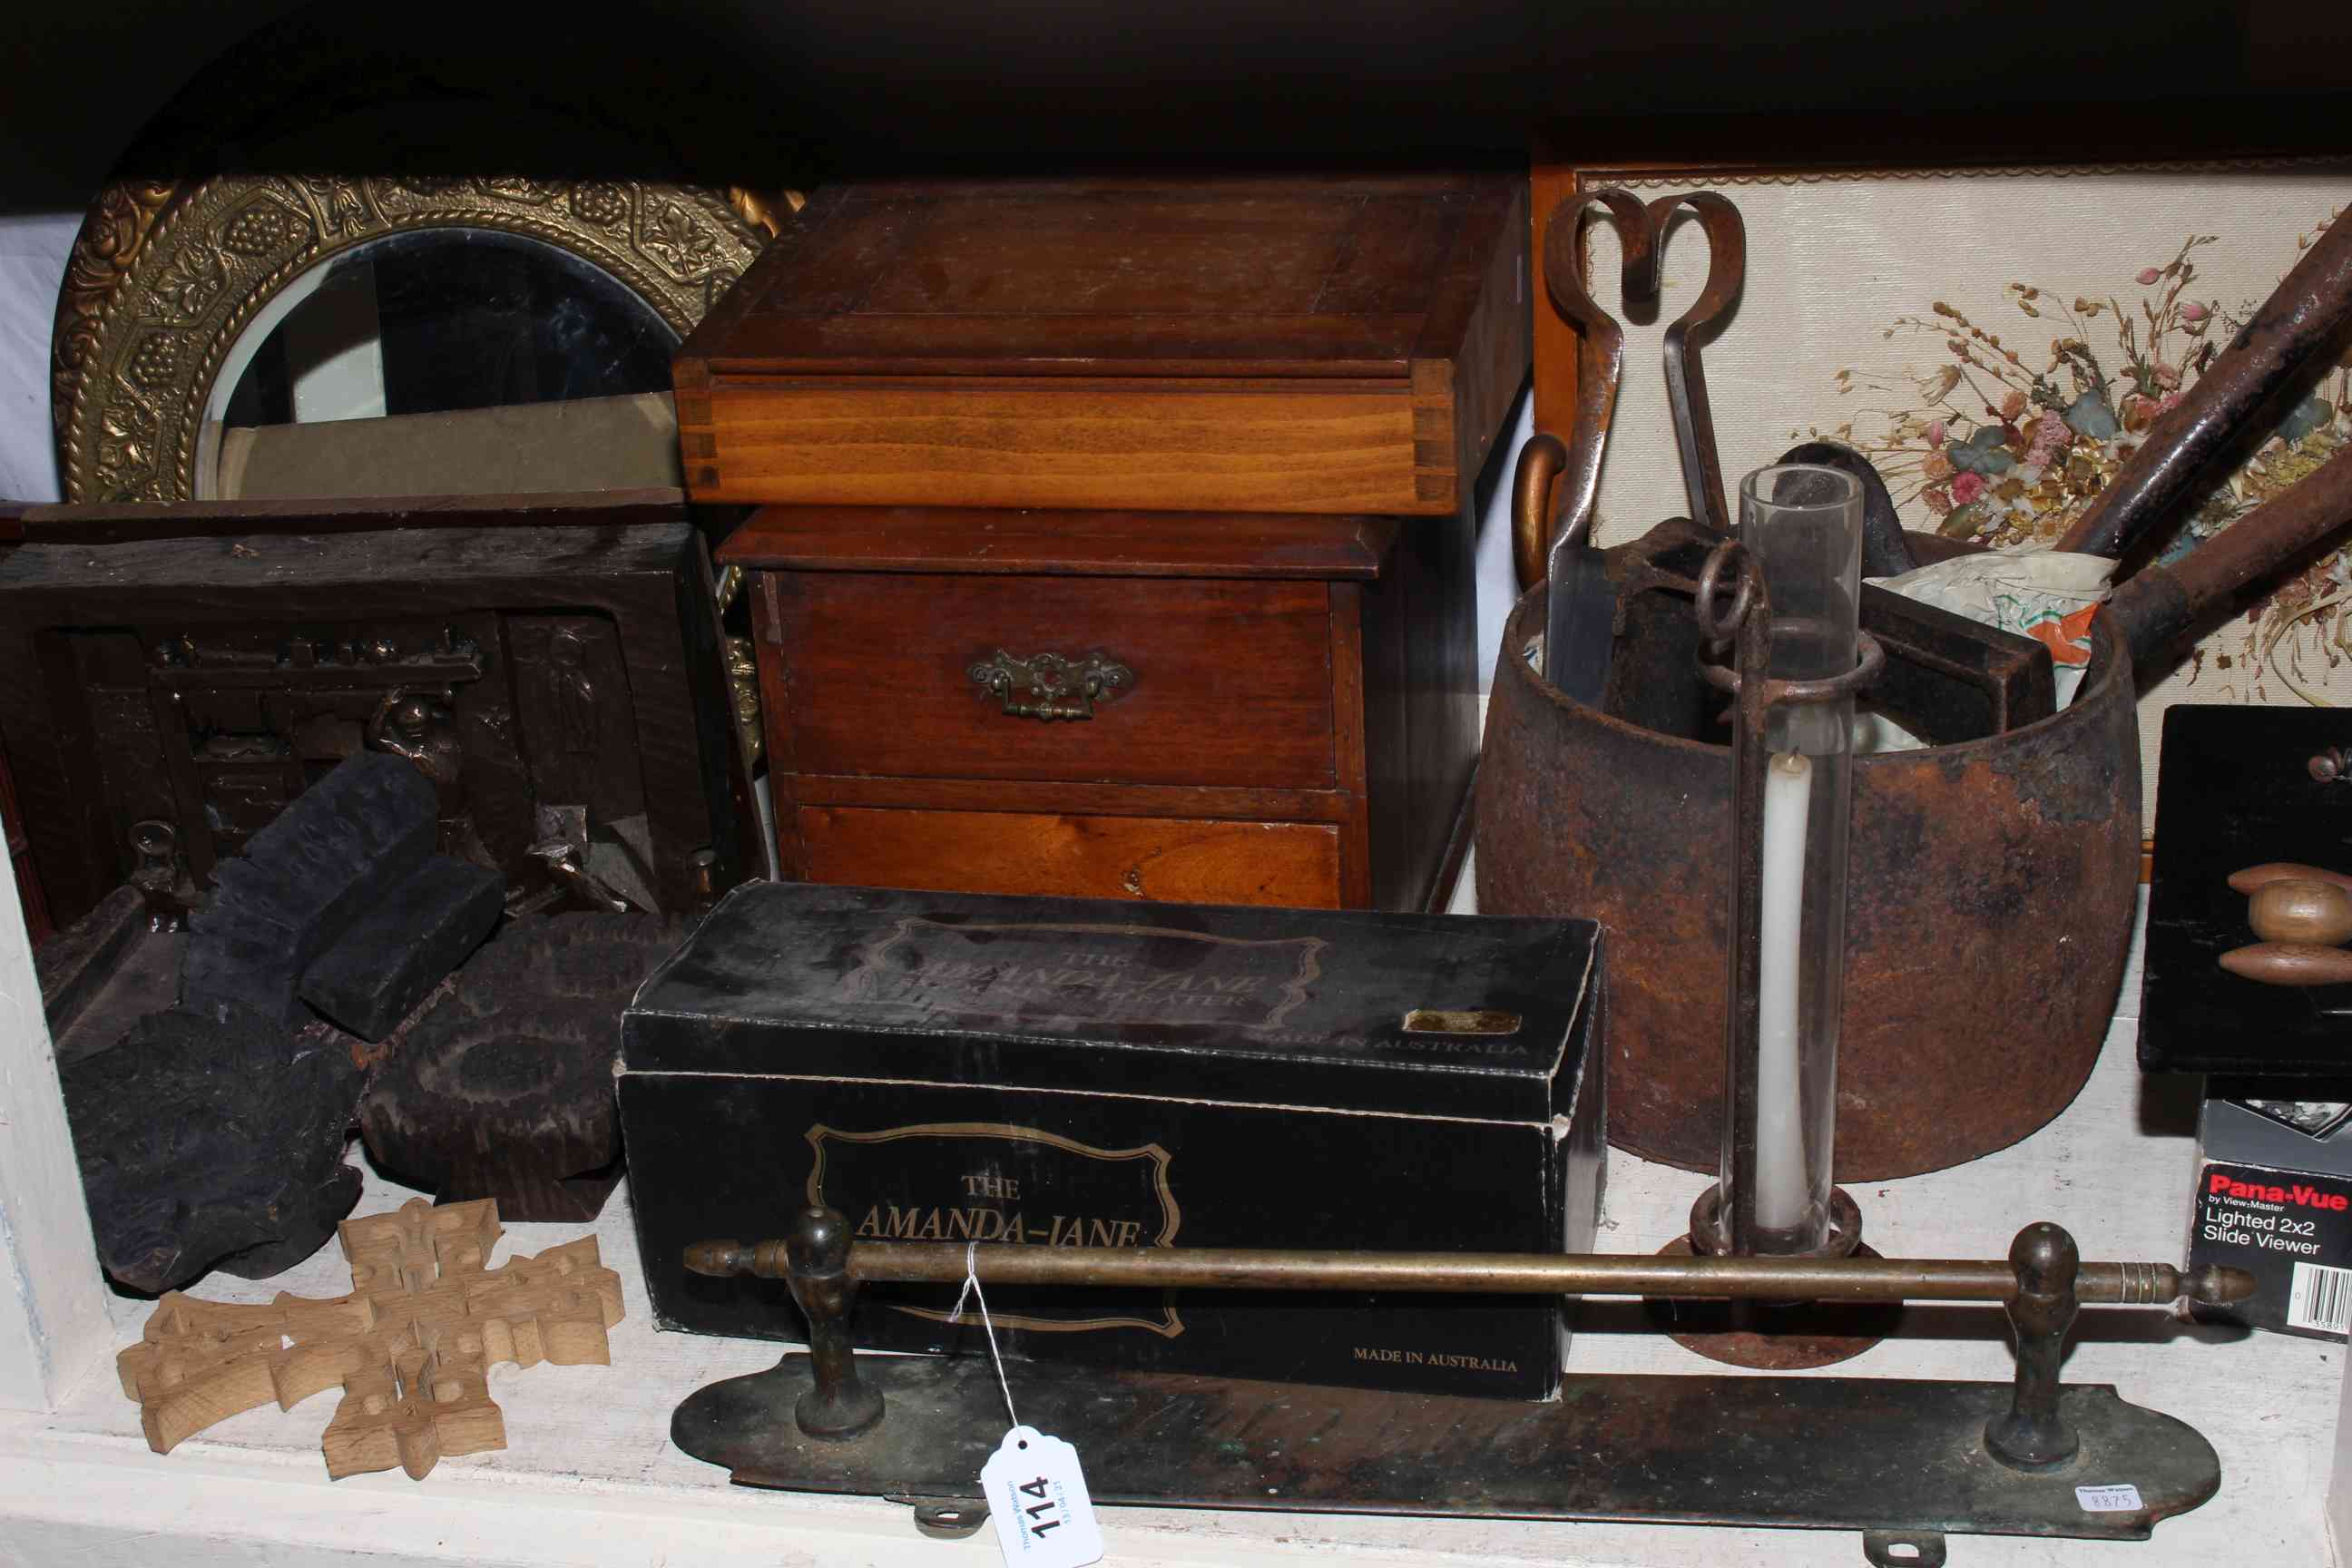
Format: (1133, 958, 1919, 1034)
(183, 753, 436, 1026)
(675, 174, 1528, 515)
(299, 854, 505, 1042)
(60, 1003, 364, 1293)
(358, 914, 679, 1222)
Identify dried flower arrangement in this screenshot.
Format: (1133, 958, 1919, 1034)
(1812, 213, 2352, 701)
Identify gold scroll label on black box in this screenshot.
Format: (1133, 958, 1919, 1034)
(807, 1121, 1183, 1337)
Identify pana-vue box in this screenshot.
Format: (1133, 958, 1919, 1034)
(621, 883, 1603, 1399)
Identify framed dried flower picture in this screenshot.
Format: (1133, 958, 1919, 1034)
(1533, 158, 2352, 827)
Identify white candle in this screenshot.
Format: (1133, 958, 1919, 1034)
(1753, 750, 1813, 1233)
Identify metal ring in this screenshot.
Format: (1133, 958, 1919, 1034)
(1692, 539, 1755, 646)
(904, 1498, 992, 1538)
(1762, 630, 1886, 707)
(1697, 628, 1884, 703)
(1863, 1531, 1949, 1568)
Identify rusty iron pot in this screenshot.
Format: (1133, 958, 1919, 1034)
(1485, 196, 2352, 1178)
(1479, 578, 2141, 1181)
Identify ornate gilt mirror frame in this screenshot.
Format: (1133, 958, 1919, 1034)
(52, 176, 779, 503)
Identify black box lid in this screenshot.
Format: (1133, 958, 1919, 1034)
(624, 883, 1599, 1124)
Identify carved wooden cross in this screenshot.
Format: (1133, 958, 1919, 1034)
(118, 1197, 622, 1479)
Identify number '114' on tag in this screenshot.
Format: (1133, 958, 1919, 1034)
(979, 1426, 1105, 1566)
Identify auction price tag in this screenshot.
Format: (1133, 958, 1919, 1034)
(2075, 1483, 2145, 1513)
(980, 1426, 1104, 1567)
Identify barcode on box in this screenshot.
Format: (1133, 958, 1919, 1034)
(2288, 1261, 2352, 1335)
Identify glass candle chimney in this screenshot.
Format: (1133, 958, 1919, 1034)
(1718, 464, 1863, 1258)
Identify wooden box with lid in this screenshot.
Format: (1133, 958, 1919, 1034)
(691, 173, 1529, 911)
(674, 173, 1528, 514)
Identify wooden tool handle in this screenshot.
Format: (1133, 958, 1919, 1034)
(2060, 212, 2352, 557)
(2220, 942, 2352, 987)
(2105, 447, 2352, 667)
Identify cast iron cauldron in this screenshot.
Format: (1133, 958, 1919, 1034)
(1485, 193, 2352, 1178)
(1480, 575, 2135, 1180)
(1478, 456, 2352, 1179)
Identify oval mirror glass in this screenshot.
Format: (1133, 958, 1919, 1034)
(198, 227, 680, 499)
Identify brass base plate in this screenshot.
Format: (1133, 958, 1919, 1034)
(1650, 1235, 1901, 1368)
(673, 1352, 2220, 1545)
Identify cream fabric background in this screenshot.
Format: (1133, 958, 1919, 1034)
(1574, 163, 2352, 825)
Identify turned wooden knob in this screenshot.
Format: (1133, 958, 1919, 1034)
(2230, 861, 2352, 896)
(2220, 942, 2352, 986)
(2248, 877, 2352, 946)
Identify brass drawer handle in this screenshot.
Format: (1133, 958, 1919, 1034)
(967, 649, 1133, 721)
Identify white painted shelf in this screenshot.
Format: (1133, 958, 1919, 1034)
(0, 890, 2339, 1568)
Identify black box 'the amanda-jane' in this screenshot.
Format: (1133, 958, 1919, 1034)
(621, 883, 1604, 1400)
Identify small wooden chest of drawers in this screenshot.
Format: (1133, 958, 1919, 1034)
(688, 171, 1528, 912)
(718, 508, 1473, 910)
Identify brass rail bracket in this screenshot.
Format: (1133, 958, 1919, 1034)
(671, 1209, 2238, 1560)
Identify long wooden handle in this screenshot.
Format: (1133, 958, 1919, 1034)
(2060, 213, 2352, 557)
(2104, 446, 2352, 667)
